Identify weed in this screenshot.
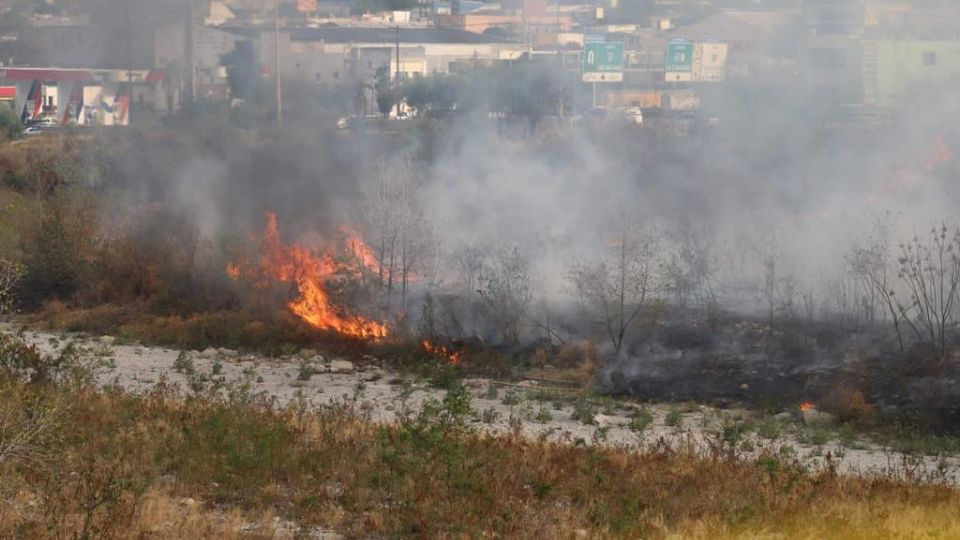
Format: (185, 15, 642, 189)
(172, 350, 194, 375)
(570, 397, 599, 425)
(297, 361, 315, 381)
(757, 416, 782, 440)
(501, 389, 522, 406)
(628, 408, 654, 435)
(665, 408, 684, 428)
(480, 407, 501, 424)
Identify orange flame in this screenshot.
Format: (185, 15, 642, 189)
(422, 340, 462, 365)
(228, 212, 387, 340)
(799, 401, 816, 412)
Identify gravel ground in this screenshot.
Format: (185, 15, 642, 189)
(8, 326, 960, 486)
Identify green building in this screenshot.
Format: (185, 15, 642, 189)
(864, 40, 960, 108)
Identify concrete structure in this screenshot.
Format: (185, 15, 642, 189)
(866, 40, 960, 108)
(229, 26, 528, 85)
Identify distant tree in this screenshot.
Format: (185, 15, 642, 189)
(362, 154, 433, 315)
(568, 217, 661, 356)
(374, 65, 395, 118)
(20, 194, 98, 305)
(849, 217, 905, 351)
(893, 224, 960, 360)
(479, 246, 532, 347)
(0, 107, 22, 141)
(401, 75, 461, 117)
(221, 41, 263, 102)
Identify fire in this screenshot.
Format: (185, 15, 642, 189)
(799, 401, 816, 412)
(422, 340, 462, 365)
(228, 212, 387, 340)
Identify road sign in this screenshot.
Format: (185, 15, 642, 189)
(582, 42, 624, 82)
(665, 40, 694, 72)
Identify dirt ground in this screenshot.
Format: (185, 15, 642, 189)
(7, 326, 959, 485)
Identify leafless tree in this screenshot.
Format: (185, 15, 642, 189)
(894, 224, 960, 359)
(361, 154, 433, 316)
(567, 219, 660, 356)
(478, 245, 532, 346)
(665, 220, 718, 310)
(849, 220, 906, 351)
(452, 245, 487, 336)
(755, 229, 782, 331)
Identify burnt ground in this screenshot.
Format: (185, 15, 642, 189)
(601, 309, 960, 433)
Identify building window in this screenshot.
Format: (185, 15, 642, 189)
(924, 51, 937, 66)
(710, 54, 717, 62)
(315, 72, 322, 81)
(333, 70, 340, 80)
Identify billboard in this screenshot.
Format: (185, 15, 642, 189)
(582, 41, 624, 82)
(665, 39, 694, 72)
(297, 0, 318, 12)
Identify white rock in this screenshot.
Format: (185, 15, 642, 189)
(329, 359, 354, 373)
(310, 354, 326, 364)
(299, 348, 318, 360)
(593, 414, 614, 428)
(99, 335, 116, 345)
(198, 347, 218, 359)
(218, 347, 240, 358)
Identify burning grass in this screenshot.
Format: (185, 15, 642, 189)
(2, 336, 960, 539)
(227, 212, 387, 340)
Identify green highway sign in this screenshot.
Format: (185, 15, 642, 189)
(582, 42, 624, 82)
(665, 40, 694, 72)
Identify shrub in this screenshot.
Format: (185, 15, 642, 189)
(570, 397, 599, 425)
(628, 408, 654, 435)
(173, 351, 195, 375)
(823, 386, 875, 424)
(665, 408, 684, 428)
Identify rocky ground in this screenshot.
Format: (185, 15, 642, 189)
(7, 326, 960, 486)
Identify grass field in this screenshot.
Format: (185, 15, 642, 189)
(2, 334, 960, 539)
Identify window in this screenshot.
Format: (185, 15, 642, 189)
(810, 48, 847, 69)
(315, 72, 322, 81)
(924, 51, 937, 66)
(333, 70, 340, 80)
(710, 54, 717, 63)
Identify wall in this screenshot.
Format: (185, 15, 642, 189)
(875, 40, 960, 108)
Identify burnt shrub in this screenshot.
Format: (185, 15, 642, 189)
(661, 324, 714, 351)
(822, 386, 876, 425)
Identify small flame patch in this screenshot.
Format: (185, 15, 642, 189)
(422, 340, 462, 365)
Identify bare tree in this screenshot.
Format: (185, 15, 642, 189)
(894, 224, 960, 359)
(568, 219, 660, 356)
(450, 245, 487, 337)
(849, 220, 906, 351)
(361, 155, 433, 317)
(478, 245, 532, 346)
(361, 158, 401, 307)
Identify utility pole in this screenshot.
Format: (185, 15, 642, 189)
(394, 25, 400, 117)
(275, 0, 283, 129)
(187, 0, 196, 104)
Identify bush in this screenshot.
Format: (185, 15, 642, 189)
(823, 386, 875, 425)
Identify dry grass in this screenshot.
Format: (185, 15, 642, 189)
(1, 336, 959, 540)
